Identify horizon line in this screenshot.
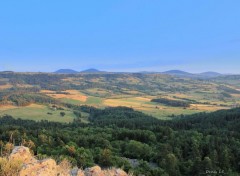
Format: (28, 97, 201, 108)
(0, 69, 237, 75)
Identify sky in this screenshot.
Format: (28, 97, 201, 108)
(0, 0, 240, 73)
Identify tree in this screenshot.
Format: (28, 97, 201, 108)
(164, 153, 180, 176)
(220, 147, 230, 170)
(60, 112, 66, 117)
(4, 143, 14, 155)
(124, 140, 152, 160)
(202, 157, 213, 171)
(73, 111, 81, 118)
(98, 149, 113, 167)
(76, 147, 94, 167)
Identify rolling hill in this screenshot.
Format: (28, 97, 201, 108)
(80, 68, 103, 73)
(162, 70, 195, 77)
(199, 71, 222, 78)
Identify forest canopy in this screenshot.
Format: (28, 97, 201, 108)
(0, 106, 239, 176)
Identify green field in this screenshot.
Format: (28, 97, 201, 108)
(85, 96, 103, 106)
(59, 92, 232, 119)
(0, 104, 76, 123)
(60, 98, 83, 105)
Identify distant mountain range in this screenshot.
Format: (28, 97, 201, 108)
(0, 69, 233, 78)
(54, 69, 224, 78)
(161, 70, 223, 78)
(54, 68, 103, 74)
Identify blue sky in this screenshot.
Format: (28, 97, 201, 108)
(0, 0, 240, 73)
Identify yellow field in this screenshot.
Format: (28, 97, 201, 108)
(3, 85, 232, 120)
(16, 84, 33, 88)
(168, 93, 194, 99)
(231, 94, 240, 98)
(0, 84, 12, 90)
(0, 105, 17, 111)
(190, 104, 229, 111)
(85, 88, 111, 94)
(41, 90, 87, 102)
(0, 83, 35, 90)
(103, 97, 150, 108)
(40, 87, 235, 119)
(41, 90, 56, 94)
(101, 95, 230, 119)
(0, 104, 45, 112)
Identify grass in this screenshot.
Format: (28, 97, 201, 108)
(103, 96, 230, 119)
(0, 157, 23, 176)
(2, 73, 240, 121)
(41, 90, 87, 102)
(0, 104, 76, 123)
(5, 88, 235, 121)
(85, 97, 103, 106)
(57, 92, 231, 120)
(57, 91, 107, 106)
(0, 84, 12, 90)
(60, 98, 83, 105)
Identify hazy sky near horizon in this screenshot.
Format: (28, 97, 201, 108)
(0, 1, 240, 73)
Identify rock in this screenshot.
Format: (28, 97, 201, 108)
(83, 166, 128, 176)
(115, 168, 128, 176)
(103, 168, 128, 176)
(76, 169, 85, 176)
(19, 159, 57, 176)
(71, 167, 80, 176)
(84, 166, 104, 176)
(10, 146, 37, 164)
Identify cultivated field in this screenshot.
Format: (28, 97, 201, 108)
(0, 104, 76, 123)
(41, 90, 87, 102)
(1, 72, 240, 121)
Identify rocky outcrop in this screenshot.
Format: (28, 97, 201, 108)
(20, 159, 58, 176)
(9, 146, 129, 176)
(10, 146, 37, 164)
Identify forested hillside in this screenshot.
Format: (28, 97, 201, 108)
(0, 107, 239, 175)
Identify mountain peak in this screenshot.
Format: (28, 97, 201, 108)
(54, 69, 78, 74)
(199, 71, 222, 77)
(80, 68, 102, 73)
(163, 70, 191, 74)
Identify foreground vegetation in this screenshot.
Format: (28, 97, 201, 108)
(0, 106, 240, 175)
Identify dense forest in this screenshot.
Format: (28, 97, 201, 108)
(0, 106, 240, 176)
(151, 98, 190, 108)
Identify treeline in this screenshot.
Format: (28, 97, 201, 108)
(89, 107, 160, 128)
(0, 72, 68, 90)
(0, 72, 210, 94)
(0, 87, 58, 106)
(6, 93, 58, 106)
(0, 107, 240, 175)
(151, 98, 190, 107)
(218, 85, 240, 94)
